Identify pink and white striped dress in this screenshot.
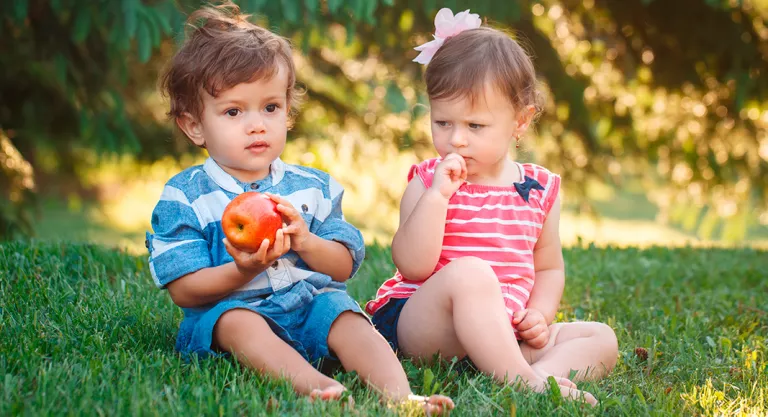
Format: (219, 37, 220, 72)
(365, 158, 561, 336)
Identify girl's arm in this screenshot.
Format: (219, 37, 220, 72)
(528, 196, 565, 324)
(392, 154, 467, 281)
(391, 180, 450, 281)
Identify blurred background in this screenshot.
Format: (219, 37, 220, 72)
(1, 0, 767, 254)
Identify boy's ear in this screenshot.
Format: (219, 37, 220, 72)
(176, 112, 206, 147)
(515, 104, 537, 135)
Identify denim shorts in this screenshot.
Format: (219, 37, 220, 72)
(176, 287, 366, 370)
(370, 297, 409, 354)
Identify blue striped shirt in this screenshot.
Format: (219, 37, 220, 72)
(146, 157, 365, 307)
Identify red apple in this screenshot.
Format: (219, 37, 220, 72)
(221, 192, 282, 252)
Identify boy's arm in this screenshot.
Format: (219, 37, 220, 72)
(166, 262, 260, 308)
(267, 177, 365, 283)
(295, 235, 354, 282)
(391, 179, 450, 281)
(166, 232, 291, 308)
(528, 196, 565, 324)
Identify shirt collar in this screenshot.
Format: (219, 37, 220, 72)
(203, 157, 286, 194)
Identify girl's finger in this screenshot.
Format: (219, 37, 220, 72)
(512, 309, 528, 325)
(519, 325, 542, 340)
(457, 155, 468, 177)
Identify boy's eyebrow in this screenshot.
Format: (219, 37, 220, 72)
(213, 94, 286, 106)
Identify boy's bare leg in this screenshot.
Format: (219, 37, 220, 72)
(520, 322, 618, 381)
(327, 311, 455, 414)
(396, 257, 598, 405)
(213, 309, 345, 398)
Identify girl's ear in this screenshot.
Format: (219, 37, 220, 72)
(176, 112, 206, 148)
(515, 104, 537, 136)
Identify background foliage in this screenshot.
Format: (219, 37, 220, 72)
(1, 0, 767, 241)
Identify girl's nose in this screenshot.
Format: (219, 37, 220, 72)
(449, 129, 467, 148)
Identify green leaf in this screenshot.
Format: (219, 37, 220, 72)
(353, 0, 367, 22)
(123, 0, 138, 38)
(13, 0, 28, 23)
(345, 18, 355, 46)
(149, 6, 173, 36)
(385, 82, 407, 113)
(304, 0, 318, 17)
(382, 0, 394, 5)
(140, 9, 161, 48)
(72, 9, 92, 43)
(546, 377, 562, 405)
(242, 0, 267, 13)
(363, 0, 378, 24)
(423, 0, 437, 16)
(54, 54, 68, 89)
(422, 368, 434, 393)
(281, 0, 299, 23)
(327, 0, 343, 14)
(51, 0, 63, 14)
(137, 22, 152, 63)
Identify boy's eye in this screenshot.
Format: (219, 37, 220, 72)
(225, 109, 240, 117)
(469, 123, 484, 129)
(265, 104, 278, 112)
(436, 121, 449, 127)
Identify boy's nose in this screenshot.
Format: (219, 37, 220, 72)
(246, 116, 266, 134)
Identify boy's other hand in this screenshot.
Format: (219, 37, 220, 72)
(223, 228, 290, 277)
(265, 193, 312, 253)
(513, 308, 550, 349)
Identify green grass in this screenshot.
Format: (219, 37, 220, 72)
(1, 241, 766, 416)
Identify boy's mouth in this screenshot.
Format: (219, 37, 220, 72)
(246, 141, 269, 153)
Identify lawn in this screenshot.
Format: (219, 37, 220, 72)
(1, 240, 766, 416)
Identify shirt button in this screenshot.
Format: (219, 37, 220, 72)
(272, 261, 279, 269)
(250, 183, 258, 190)
(301, 204, 309, 213)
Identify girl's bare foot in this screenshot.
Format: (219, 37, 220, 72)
(529, 378, 598, 407)
(531, 366, 577, 389)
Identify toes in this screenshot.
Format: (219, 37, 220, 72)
(405, 394, 455, 415)
(309, 386, 347, 402)
(427, 394, 455, 410)
(553, 376, 577, 389)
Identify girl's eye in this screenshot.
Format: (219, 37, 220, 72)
(265, 104, 278, 113)
(225, 109, 240, 117)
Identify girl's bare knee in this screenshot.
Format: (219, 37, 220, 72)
(595, 323, 619, 361)
(444, 256, 497, 288)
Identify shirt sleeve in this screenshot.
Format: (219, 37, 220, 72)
(407, 158, 438, 188)
(538, 170, 561, 217)
(147, 185, 212, 289)
(311, 176, 365, 279)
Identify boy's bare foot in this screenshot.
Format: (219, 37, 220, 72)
(391, 394, 455, 416)
(309, 384, 347, 401)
